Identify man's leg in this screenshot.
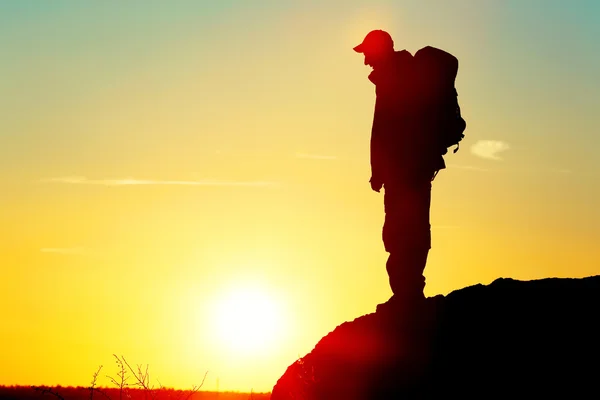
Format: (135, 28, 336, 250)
(385, 248, 428, 300)
(382, 179, 432, 301)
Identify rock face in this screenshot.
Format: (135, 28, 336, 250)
(271, 276, 600, 399)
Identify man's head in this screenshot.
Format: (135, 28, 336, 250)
(353, 30, 395, 69)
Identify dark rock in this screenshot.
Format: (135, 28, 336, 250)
(271, 276, 600, 399)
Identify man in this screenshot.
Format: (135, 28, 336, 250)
(354, 30, 445, 310)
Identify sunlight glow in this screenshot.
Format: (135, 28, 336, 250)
(212, 285, 285, 357)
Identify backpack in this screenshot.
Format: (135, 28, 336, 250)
(412, 46, 466, 155)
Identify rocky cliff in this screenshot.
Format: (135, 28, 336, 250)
(271, 276, 600, 399)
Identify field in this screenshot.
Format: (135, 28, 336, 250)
(0, 386, 270, 400)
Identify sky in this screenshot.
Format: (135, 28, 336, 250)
(1, 0, 600, 393)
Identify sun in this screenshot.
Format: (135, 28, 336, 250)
(211, 285, 285, 356)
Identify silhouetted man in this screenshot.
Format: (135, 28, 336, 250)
(354, 30, 446, 310)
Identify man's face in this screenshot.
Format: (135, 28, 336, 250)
(362, 48, 389, 69)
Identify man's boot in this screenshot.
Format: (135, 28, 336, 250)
(377, 248, 429, 317)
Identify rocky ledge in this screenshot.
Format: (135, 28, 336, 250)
(271, 276, 600, 399)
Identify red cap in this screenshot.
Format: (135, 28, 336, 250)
(353, 30, 394, 53)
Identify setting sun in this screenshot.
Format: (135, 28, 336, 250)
(211, 285, 286, 356)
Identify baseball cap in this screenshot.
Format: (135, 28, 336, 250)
(353, 29, 394, 53)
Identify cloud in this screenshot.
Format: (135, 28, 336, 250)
(40, 177, 276, 187)
(470, 140, 510, 160)
(295, 153, 338, 160)
(40, 247, 86, 255)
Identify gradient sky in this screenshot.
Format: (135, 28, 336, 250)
(1, 0, 599, 393)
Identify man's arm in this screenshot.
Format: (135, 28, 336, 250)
(370, 96, 385, 192)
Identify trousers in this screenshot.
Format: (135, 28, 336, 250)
(382, 177, 432, 299)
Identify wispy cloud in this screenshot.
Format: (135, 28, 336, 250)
(40, 247, 86, 255)
(470, 140, 510, 161)
(40, 177, 276, 187)
(295, 153, 338, 160)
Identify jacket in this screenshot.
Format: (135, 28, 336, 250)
(368, 50, 446, 186)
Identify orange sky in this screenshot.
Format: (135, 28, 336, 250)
(1, 0, 599, 393)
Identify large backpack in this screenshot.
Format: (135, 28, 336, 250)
(412, 46, 466, 155)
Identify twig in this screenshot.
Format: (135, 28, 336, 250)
(183, 370, 209, 400)
(121, 356, 156, 400)
(31, 386, 65, 400)
(89, 365, 103, 400)
(107, 354, 129, 400)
